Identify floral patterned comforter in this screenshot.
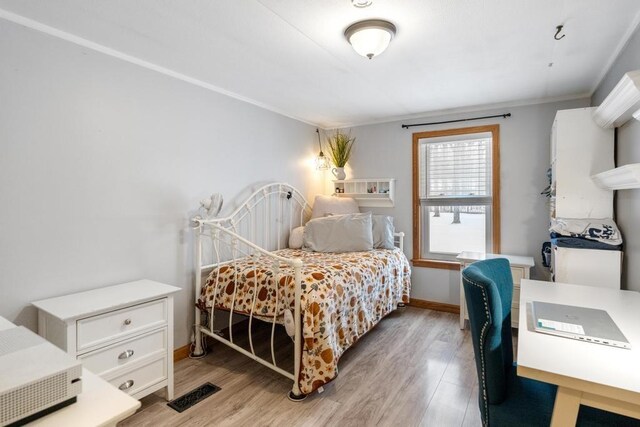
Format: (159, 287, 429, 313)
(198, 248, 411, 394)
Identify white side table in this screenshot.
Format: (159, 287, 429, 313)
(457, 252, 534, 329)
(32, 280, 180, 400)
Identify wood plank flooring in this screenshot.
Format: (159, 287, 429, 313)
(119, 307, 485, 427)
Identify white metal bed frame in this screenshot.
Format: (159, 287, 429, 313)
(191, 182, 404, 400)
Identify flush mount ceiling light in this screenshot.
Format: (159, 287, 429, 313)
(351, 0, 373, 7)
(344, 19, 396, 59)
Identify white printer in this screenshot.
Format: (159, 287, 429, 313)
(0, 323, 82, 426)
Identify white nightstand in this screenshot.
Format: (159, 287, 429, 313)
(457, 252, 534, 330)
(32, 280, 180, 400)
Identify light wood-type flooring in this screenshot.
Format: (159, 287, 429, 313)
(119, 307, 498, 427)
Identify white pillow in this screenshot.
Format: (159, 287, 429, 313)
(303, 212, 373, 253)
(372, 215, 395, 249)
(288, 226, 305, 249)
(311, 195, 359, 219)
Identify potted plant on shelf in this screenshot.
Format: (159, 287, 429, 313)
(327, 130, 355, 180)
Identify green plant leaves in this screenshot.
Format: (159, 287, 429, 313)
(327, 130, 356, 167)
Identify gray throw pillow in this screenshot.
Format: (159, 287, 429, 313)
(372, 215, 395, 249)
(311, 195, 360, 219)
(303, 212, 373, 253)
(288, 226, 305, 249)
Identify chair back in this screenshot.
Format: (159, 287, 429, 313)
(462, 258, 514, 424)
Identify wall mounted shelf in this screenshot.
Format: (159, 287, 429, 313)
(333, 178, 395, 207)
(592, 70, 640, 129)
(592, 164, 640, 190)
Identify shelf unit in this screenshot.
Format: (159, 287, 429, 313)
(589, 70, 640, 192)
(592, 70, 640, 129)
(333, 178, 395, 207)
(592, 164, 640, 190)
(549, 107, 621, 290)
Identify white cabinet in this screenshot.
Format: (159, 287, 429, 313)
(458, 252, 534, 329)
(552, 246, 622, 289)
(32, 280, 180, 400)
(333, 178, 395, 207)
(551, 108, 614, 219)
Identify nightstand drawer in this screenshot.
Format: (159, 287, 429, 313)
(511, 267, 525, 285)
(79, 328, 167, 376)
(511, 307, 520, 326)
(77, 299, 167, 352)
(109, 356, 167, 397)
(512, 288, 520, 308)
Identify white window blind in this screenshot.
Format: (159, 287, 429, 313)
(419, 137, 491, 200)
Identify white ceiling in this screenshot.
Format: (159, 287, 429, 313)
(1, 0, 639, 128)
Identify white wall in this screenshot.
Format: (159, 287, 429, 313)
(346, 99, 589, 305)
(0, 20, 320, 348)
(592, 25, 640, 292)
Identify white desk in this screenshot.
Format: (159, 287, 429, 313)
(517, 279, 640, 426)
(0, 317, 140, 426)
(29, 368, 140, 427)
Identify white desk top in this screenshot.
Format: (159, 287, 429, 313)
(0, 316, 15, 330)
(32, 280, 180, 321)
(0, 316, 140, 426)
(457, 251, 535, 267)
(518, 279, 640, 394)
(28, 368, 140, 427)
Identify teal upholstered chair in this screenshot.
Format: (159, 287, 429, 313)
(462, 258, 640, 427)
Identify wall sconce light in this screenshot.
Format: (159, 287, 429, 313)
(344, 19, 397, 59)
(315, 129, 330, 170)
(593, 70, 640, 128)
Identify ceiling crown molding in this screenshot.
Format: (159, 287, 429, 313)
(0, 8, 315, 126)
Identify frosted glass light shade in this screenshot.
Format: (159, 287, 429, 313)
(351, 0, 372, 7)
(345, 20, 396, 59)
(316, 153, 330, 170)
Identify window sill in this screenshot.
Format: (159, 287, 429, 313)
(411, 259, 461, 271)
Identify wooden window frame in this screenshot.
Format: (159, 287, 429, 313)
(412, 124, 501, 270)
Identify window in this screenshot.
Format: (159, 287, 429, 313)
(412, 125, 500, 269)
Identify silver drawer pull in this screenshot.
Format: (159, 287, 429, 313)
(123, 318, 132, 326)
(119, 380, 135, 391)
(118, 349, 135, 360)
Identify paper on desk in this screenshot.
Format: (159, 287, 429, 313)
(537, 319, 585, 335)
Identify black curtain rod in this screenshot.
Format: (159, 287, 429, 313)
(401, 113, 511, 129)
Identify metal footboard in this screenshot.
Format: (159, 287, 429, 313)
(191, 183, 310, 399)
